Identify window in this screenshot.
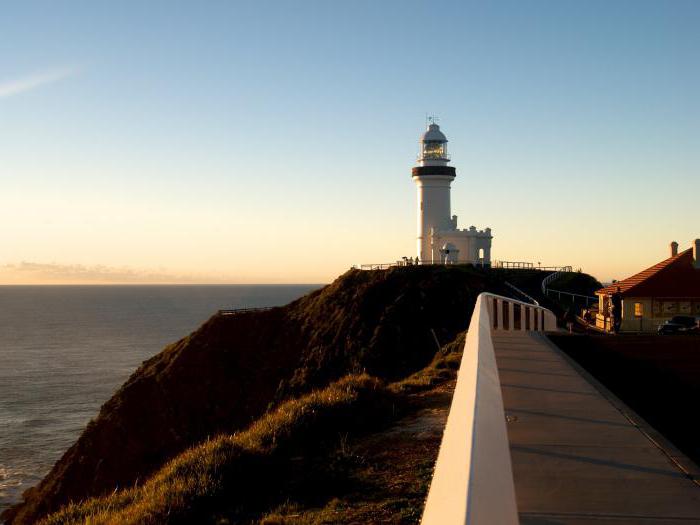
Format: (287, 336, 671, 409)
(662, 301, 677, 315)
(422, 141, 446, 159)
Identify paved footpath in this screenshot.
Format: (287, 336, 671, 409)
(493, 331, 700, 525)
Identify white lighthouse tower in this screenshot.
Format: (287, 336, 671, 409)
(412, 120, 493, 265)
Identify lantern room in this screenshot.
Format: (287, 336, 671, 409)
(418, 122, 450, 165)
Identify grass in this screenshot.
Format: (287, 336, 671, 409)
(258, 500, 344, 525)
(21, 264, 585, 525)
(40, 374, 393, 525)
(391, 330, 465, 393)
(40, 327, 468, 525)
(11, 264, 604, 525)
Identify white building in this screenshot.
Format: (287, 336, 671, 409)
(412, 122, 493, 265)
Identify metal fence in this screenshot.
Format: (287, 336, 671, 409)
(358, 260, 490, 270)
(358, 261, 573, 272)
(494, 261, 573, 272)
(545, 288, 597, 307)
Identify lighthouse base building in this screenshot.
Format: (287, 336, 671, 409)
(412, 121, 493, 265)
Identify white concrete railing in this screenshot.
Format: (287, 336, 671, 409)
(421, 293, 557, 525)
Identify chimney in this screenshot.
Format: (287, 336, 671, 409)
(670, 241, 679, 257)
(694, 239, 700, 269)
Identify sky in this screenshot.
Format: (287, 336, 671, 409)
(1, 0, 698, 284)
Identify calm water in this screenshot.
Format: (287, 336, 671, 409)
(0, 285, 318, 514)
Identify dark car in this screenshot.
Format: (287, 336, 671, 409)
(657, 315, 700, 335)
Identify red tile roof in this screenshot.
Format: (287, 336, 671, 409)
(597, 249, 700, 297)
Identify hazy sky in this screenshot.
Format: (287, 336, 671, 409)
(1, 1, 698, 284)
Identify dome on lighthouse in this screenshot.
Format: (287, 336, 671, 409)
(421, 123, 448, 143)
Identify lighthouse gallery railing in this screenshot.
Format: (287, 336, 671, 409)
(421, 293, 557, 525)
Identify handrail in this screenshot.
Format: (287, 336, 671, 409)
(493, 260, 534, 269)
(359, 263, 400, 270)
(504, 280, 539, 305)
(545, 288, 597, 306)
(540, 269, 597, 307)
(495, 261, 573, 272)
(541, 270, 562, 294)
(358, 260, 490, 270)
(421, 293, 557, 525)
(358, 261, 573, 272)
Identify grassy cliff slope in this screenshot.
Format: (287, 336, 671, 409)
(4, 265, 596, 524)
(40, 374, 395, 525)
(4, 265, 510, 524)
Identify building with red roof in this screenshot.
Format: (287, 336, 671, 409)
(595, 239, 700, 332)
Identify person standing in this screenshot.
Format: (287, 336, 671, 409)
(564, 306, 575, 333)
(611, 287, 623, 334)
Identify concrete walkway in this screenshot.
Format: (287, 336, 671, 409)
(493, 331, 700, 524)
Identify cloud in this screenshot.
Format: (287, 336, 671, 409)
(0, 261, 224, 284)
(0, 66, 78, 99)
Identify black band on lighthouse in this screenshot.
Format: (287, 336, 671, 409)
(412, 166, 456, 177)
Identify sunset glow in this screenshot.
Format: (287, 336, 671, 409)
(1, 1, 698, 284)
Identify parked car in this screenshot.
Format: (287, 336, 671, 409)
(657, 315, 700, 335)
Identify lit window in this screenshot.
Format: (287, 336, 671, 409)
(423, 142, 446, 159)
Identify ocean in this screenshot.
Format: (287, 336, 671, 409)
(0, 284, 319, 515)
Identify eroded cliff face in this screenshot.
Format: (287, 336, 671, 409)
(4, 265, 509, 525)
(4, 308, 301, 525)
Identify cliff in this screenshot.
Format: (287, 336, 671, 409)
(3, 265, 562, 524)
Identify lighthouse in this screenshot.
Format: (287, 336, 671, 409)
(411, 120, 493, 265)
